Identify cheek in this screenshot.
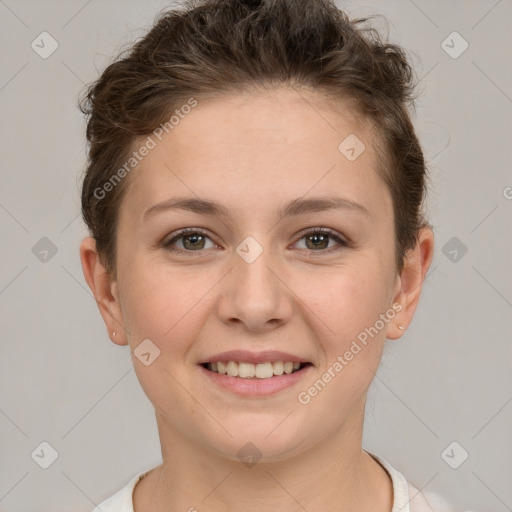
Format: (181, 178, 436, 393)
(302, 257, 393, 341)
(298, 257, 393, 406)
(117, 252, 207, 351)
(295, 268, 389, 419)
(118, 260, 210, 409)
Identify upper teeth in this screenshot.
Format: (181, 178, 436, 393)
(207, 361, 301, 378)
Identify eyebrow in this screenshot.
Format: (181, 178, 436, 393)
(142, 195, 371, 221)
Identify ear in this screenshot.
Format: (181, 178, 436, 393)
(387, 226, 434, 340)
(79, 236, 128, 346)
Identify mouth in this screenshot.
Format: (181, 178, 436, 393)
(200, 360, 313, 379)
(197, 350, 314, 396)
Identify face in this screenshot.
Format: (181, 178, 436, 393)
(95, 87, 406, 462)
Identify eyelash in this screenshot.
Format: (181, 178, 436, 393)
(163, 227, 349, 255)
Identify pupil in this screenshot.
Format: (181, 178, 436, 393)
(184, 234, 204, 249)
(308, 234, 328, 250)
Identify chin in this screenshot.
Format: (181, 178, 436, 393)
(200, 415, 314, 464)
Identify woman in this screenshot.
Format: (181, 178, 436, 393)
(79, 0, 454, 509)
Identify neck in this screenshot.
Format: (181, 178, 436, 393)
(134, 403, 393, 512)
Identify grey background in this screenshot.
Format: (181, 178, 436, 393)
(1, 0, 511, 510)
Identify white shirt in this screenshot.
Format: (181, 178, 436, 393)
(91, 452, 456, 512)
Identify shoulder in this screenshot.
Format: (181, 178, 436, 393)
(407, 482, 456, 512)
(91, 471, 147, 512)
(367, 451, 456, 512)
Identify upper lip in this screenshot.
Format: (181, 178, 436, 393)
(198, 350, 310, 365)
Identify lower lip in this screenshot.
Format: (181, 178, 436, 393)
(198, 364, 313, 397)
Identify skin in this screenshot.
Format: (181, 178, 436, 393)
(80, 87, 434, 512)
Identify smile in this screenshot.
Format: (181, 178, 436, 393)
(198, 361, 313, 396)
(202, 361, 310, 379)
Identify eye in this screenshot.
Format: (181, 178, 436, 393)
(293, 227, 348, 252)
(163, 229, 217, 252)
(163, 227, 348, 254)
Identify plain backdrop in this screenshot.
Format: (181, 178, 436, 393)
(0, 1, 511, 511)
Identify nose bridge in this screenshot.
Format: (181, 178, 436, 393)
(233, 235, 280, 300)
(217, 234, 292, 329)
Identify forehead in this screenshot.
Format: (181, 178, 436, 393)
(167, 87, 369, 151)
(119, 87, 390, 223)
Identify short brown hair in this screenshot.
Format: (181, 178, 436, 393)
(79, 0, 429, 280)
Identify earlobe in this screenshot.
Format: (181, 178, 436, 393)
(79, 236, 128, 346)
(388, 226, 435, 340)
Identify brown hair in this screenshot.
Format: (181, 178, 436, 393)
(79, 0, 429, 280)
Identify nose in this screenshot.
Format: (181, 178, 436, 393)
(216, 244, 293, 332)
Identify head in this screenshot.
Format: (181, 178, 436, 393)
(80, 0, 433, 462)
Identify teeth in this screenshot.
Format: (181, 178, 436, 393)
(238, 362, 255, 378)
(226, 361, 239, 377)
(272, 361, 284, 375)
(206, 360, 305, 379)
(255, 362, 273, 378)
